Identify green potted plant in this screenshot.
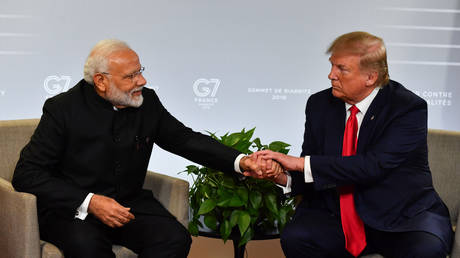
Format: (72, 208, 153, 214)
(182, 128, 295, 248)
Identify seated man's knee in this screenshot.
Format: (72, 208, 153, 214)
(63, 229, 113, 258)
(281, 222, 308, 248)
(280, 218, 347, 258)
(407, 237, 447, 258)
(153, 220, 192, 256)
(168, 226, 192, 249)
(281, 222, 317, 256)
(394, 233, 448, 258)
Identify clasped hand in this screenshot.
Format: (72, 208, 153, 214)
(239, 152, 285, 182)
(239, 150, 305, 186)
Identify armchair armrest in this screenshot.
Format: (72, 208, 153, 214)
(451, 214, 460, 258)
(0, 177, 41, 258)
(143, 171, 189, 227)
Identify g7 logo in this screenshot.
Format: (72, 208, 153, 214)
(193, 78, 220, 98)
(44, 75, 71, 95)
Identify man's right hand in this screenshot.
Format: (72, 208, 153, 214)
(252, 150, 304, 172)
(88, 194, 135, 228)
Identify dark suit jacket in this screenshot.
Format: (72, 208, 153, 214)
(291, 80, 453, 250)
(12, 79, 241, 227)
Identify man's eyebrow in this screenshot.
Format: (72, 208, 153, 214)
(125, 66, 141, 76)
(329, 60, 346, 69)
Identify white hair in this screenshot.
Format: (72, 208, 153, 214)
(83, 39, 131, 85)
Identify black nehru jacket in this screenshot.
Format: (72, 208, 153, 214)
(13, 79, 241, 226)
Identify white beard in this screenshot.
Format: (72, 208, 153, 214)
(106, 82, 144, 108)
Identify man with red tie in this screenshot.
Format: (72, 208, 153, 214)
(248, 31, 453, 257)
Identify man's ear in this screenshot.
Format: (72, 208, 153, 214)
(365, 70, 378, 87)
(93, 73, 108, 93)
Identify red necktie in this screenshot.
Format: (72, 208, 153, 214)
(339, 105, 366, 257)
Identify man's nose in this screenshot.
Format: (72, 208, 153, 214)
(137, 74, 147, 86)
(328, 67, 337, 80)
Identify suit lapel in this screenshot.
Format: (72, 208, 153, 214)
(357, 86, 389, 153)
(324, 94, 346, 156)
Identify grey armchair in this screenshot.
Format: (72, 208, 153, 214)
(362, 129, 460, 258)
(0, 119, 190, 258)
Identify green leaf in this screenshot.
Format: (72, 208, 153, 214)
(237, 211, 251, 237)
(247, 206, 259, 217)
(186, 165, 200, 175)
(220, 220, 231, 242)
(198, 199, 217, 215)
(205, 130, 218, 140)
(238, 227, 254, 247)
(206, 177, 217, 187)
(278, 206, 289, 231)
(250, 214, 258, 224)
(233, 141, 253, 153)
(188, 221, 199, 236)
(252, 138, 263, 150)
(264, 193, 278, 215)
(244, 127, 256, 141)
(217, 188, 233, 207)
(217, 187, 231, 197)
(249, 191, 262, 210)
(268, 141, 291, 154)
(217, 198, 231, 207)
(228, 195, 245, 207)
(222, 177, 235, 189)
(236, 187, 249, 205)
(230, 210, 241, 227)
(204, 214, 218, 231)
(226, 132, 244, 147)
(201, 184, 212, 199)
(223, 210, 232, 219)
(219, 133, 229, 144)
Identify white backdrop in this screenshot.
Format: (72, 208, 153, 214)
(1, 0, 459, 182)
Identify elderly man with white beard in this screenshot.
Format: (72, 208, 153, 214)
(12, 39, 278, 258)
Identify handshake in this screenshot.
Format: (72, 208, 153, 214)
(239, 150, 305, 186)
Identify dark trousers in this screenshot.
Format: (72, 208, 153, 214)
(40, 213, 192, 258)
(281, 206, 449, 258)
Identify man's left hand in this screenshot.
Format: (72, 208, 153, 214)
(240, 154, 285, 180)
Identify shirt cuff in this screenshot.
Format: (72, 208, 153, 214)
(234, 153, 246, 173)
(276, 171, 292, 194)
(75, 193, 94, 220)
(304, 156, 314, 183)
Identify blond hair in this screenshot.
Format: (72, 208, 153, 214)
(327, 31, 389, 86)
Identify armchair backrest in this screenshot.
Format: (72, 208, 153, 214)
(0, 119, 39, 182)
(428, 129, 460, 227)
